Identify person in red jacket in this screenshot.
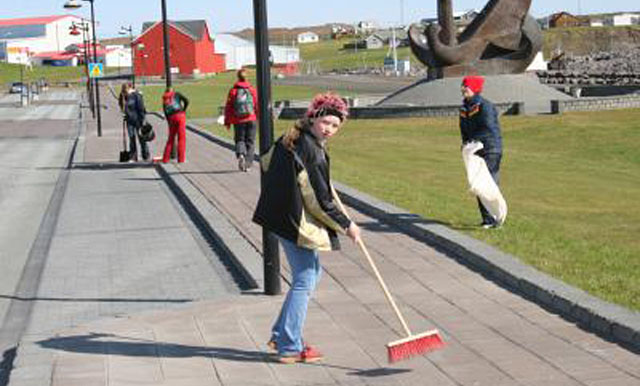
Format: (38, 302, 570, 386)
(224, 69, 258, 172)
(161, 87, 189, 163)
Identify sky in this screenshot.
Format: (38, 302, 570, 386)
(2, 0, 638, 38)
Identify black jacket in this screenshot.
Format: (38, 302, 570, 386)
(460, 95, 502, 154)
(124, 91, 146, 127)
(252, 129, 351, 251)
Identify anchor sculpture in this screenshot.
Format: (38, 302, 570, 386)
(409, 0, 542, 77)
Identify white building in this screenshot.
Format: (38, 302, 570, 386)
(213, 33, 299, 71)
(270, 45, 300, 66)
(297, 31, 319, 44)
(610, 13, 640, 26)
(0, 15, 88, 64)
(213, 34, 255, 70)
(104, 45, 132, 68)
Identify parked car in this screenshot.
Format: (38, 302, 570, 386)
(9, 82, 26, 94)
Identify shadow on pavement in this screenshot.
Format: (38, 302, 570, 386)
(38, 333, 270, 363)
(121, 177, 163, 181)
(176, 170, 239, 175)
(72, 162, 154, 170)
(37, 333, 411, 376)
(0, 295, 192, 303)
(358, 215, 452, 234)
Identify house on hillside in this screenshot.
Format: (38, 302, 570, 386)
(420, 9, 479, 32)
(297, 31, 319, 44)
(549, 12, 588, 28)
(357, 21, 377, 34)
(133, 19, 225, 78)
(364, 34, 384, 49)
(370, 29, 409, 47)
(0, 15, 87, 65)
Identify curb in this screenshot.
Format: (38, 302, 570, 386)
(185, 122, 640, 353)
(155, 162, 263, 291)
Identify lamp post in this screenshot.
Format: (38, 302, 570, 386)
(119, 25, 136, 87)
(160, 0, 172, 88)
(253, 0, 281, 295)
(70, 21, 94, 117)
(64, 0, 102, 137)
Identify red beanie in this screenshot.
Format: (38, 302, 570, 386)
(462, 76, 485, 94)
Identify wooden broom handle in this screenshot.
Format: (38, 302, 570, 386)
(332, 188, 413, 337)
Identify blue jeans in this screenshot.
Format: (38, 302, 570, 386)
(126, 121, 149, 161)
(271, 237, 322, 356)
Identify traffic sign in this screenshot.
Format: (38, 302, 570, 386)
(89, 63, 103, 78)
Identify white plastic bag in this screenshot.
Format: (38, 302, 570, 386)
(461, 141, 507, 225)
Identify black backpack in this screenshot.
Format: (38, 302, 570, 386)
(138, 121, 155, 142)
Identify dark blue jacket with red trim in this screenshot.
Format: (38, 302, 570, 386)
(459, 94, 502, 154)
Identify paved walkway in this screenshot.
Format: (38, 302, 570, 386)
(9, 87, 640, 386)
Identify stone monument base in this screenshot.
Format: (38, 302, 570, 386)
(376, 73, 574, 114)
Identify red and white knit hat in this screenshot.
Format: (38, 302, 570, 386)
(305, 93, 349, 122)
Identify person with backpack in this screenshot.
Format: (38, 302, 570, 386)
(123, 84, 149, 162)
(224, 69, 258, 172)
(253, 93, 361, 363)
(161, 87, 189, 163)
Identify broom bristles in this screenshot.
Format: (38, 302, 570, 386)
(386, 329, 445, 363)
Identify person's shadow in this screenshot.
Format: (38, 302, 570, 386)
(38, 332, 269, 363)
(37, 332, 411, 377)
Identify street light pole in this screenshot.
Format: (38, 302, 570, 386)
(252, 0, 281, 295)
(64, 0, 102, 137)
(71, 21, 94, 117)
(82, 23, 95, 116)
(161, 0, 172, 88)
(88, 0, 102, 137)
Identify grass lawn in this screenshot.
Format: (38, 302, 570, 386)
(202, 109, 640, 311)
(139, 71, 350, 119)
(0, 62, 84, 87)
(298, 39, 423, 73)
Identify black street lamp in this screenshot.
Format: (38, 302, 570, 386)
(160, 0, 172, 88)
(64, 0, 102, 137)
(119, 25, 136, 87)
(252, 0, 281, 295)
(70, 21, 95, 117)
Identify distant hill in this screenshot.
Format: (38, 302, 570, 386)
(230, 23, 352, 44)
(544, 25, 640, 58)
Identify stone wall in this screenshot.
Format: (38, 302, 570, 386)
(277, 102, 519, 120)
(552, 94, 640, 113)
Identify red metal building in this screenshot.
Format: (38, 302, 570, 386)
(132, 20, 225, 78)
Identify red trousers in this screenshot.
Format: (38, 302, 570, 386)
(163, 112, 186, 163)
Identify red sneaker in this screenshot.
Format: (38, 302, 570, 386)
(301, 345, 324, 363)
(278, 345, 324, 364)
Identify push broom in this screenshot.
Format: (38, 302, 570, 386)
(334, 192, 445, 363)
